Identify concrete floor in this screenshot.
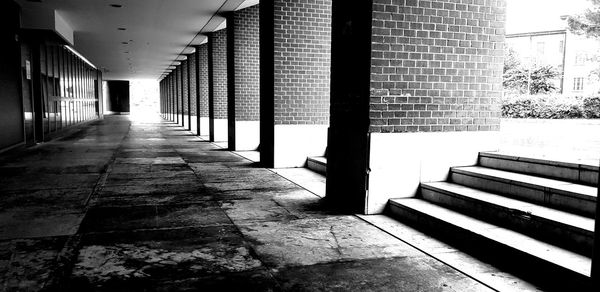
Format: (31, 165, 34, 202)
(0, 115, 497, 291)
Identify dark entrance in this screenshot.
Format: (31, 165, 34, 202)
(106, 80, 130, 114)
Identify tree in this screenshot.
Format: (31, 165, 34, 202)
(502, 48, 560, 94)
(567, 0, 600, 38)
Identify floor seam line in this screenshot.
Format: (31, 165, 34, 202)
(354, 215, 501, 292)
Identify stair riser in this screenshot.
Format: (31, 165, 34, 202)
(306, 160, 326, 175)
(450, 172, 596, 217)
(479, 156, 598, 186)
(421, 187, 593, 256)
(387, 202, 591, 289)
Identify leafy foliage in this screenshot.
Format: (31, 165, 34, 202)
(502, 94, 600, 119)
(567, 0, 600, 38)
(503, 65, 560, 95)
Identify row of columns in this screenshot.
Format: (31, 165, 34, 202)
(159, 0, 507, 213)
(158, 0, 600, 284)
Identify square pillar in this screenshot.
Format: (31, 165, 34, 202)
(188, 52, 198, 134)
(182, 59, 190, 131)
(208, 29, 228, 142)
(260, 0, 332, 168)
(327, 0, 506, 214)
(226, 4, 260, 151)
(175, 66, 181, 125)
(195, 44, 210, 137)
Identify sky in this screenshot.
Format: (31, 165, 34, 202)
(506, 0, 592, 33)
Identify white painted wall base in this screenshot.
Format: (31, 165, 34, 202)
(365, 131, 499, 214)
(273, 124, 328, 168)
(200, 117, 210, 136)
(190, 115, 198, 133)
(213, 118, 228, 142)
(234, 121, 260, 151)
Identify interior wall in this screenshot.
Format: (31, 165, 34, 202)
(0, 0, 25, 151)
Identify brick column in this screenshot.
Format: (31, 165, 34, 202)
(169, 71, 176, 122)
(182, 59, 190, 130)
(188, 52, 198, 134)
(208, 30, 229, 142)
(260, 0, 332, 168)
(208, 29, 228, 142)
(174, 69, 180, 125)
(196, 44, 210, 137)
(327, 0, 505, 213)
(226, 4, 260, 151)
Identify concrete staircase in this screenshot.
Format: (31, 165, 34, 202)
(387, 152, 598, 288)
(307, 156, 327, 175)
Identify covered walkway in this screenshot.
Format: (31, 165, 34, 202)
(0, 116, 492, 291)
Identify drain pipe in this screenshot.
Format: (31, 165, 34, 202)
(593, 163, 600, 288)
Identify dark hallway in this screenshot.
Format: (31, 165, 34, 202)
(0, 116, 493, 291)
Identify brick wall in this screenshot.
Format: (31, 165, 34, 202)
(210, 29, 228, 120)
(273, 0, 332, 125)
(369, 0, 505, 133)
(189, 53, 197, 116)
(197, 44, 209, 118)
(182, 60, 189, 116)
(176, 67, 181, 115)
(233, 5, 260, 121)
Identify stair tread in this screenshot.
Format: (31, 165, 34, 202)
(389, 198, 592, 276)
(453, 166, 597, 199)
(307, 156, 327, 165)
(480, 151, 599, 170)
(422, 181, 594, 231)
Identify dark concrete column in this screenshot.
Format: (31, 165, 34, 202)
(327, 0, 506, 214)
(208, 29, 228, 142)
(593, 176, 600, 286)
(226, 4, 260, 151)
(195, 44, 210, 137)
(259, 0, 332, 168)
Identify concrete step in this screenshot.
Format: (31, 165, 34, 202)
(306, 156, 326, 175)
(450, 166, 597, 217)
(388, 198, 592, 284)
(479, 152, 599, 187)
(421, 181, 594, 256)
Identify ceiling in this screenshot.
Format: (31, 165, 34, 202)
(15, 0, 258, 80)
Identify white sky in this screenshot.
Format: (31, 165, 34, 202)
(506, 0, 592, 33)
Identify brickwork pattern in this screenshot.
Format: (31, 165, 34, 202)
(176, 67, 182, 115)
(369, 0, 505, 133)
(273, 0, 332, 125)
(198, 44, 210, 118)
(211, 29, 228, 120)
(182, 60, 189, 116)
(234, 5, 260, 121)
(189, 53, 197, 116)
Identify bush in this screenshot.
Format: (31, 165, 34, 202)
(502, 94, 600, 119)
(583, 97, 600, 118)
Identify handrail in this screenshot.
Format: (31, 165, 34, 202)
(49, 96, 99, 102)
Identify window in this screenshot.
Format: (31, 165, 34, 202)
(559, 40, 564, 53)
(536, 42, 545, 55)
(575, 52, 586, 66)
(573, 77, 584, 91)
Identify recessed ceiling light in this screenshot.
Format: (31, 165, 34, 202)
(110, 4, 122, 8)
(118, 27, 126, 31)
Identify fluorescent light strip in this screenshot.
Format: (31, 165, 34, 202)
(64, 45, 97, 69)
